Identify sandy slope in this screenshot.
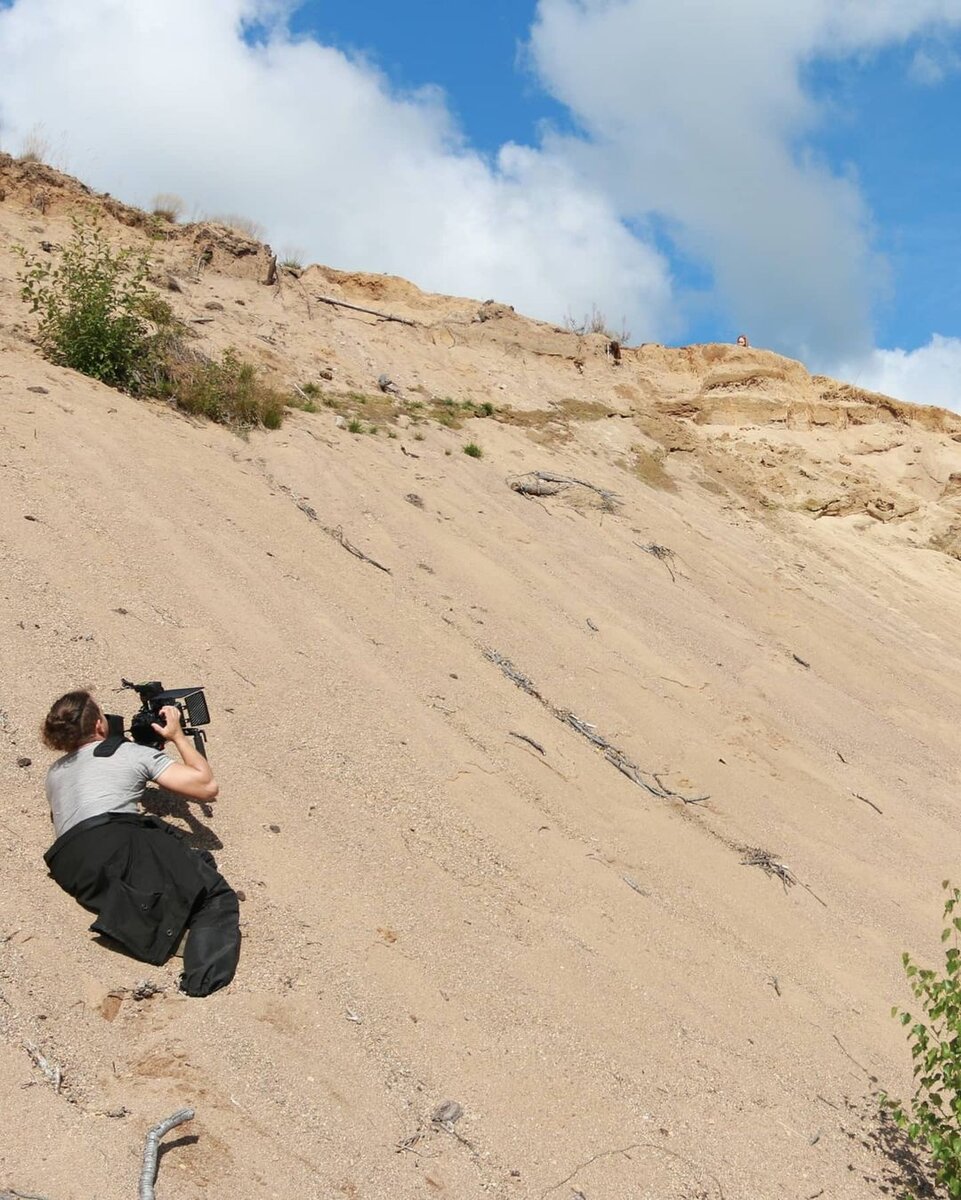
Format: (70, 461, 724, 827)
(3, 156, 961, 1198)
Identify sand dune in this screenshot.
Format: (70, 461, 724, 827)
(2, 155, 961, 1198)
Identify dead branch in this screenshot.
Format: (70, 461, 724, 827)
(484, 650, 544, 700)
(739, 847, 797, 891)
(294, 500, 391, 574)
(486, 649, 708, 803)
(139, 1108, 195, 1200)
(635, 542, 677, 582)
(324, 526, 391, 574)
(508, 471, 620, 511)
(509, 477, 565, 498)
(652, 772, 710, 805)
(315, 294, 418, 326)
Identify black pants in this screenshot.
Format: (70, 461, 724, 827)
(45, 813, 240, 997)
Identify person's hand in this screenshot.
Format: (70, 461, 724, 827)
(151, 705, 183, 742)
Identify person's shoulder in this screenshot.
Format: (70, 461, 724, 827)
(119, 740, 168, 761)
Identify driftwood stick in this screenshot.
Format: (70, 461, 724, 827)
(509, 731, 546, 755)
(315, 294, 417, 326)
(853, 791, 883, 815)
(139, 1108, 195, 1200)
(324, 525, 392, 574)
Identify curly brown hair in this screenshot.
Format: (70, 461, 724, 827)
(41, 690, 102, 753)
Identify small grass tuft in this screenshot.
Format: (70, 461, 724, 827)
(347, 417, 364, 434)
(463, 442, 483, 458)
(280, 246, 305, 270)
(207, 213, 266, 240)
(151, 193, 185, 223)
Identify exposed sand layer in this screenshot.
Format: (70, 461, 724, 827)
(2, 155, 961, 1198)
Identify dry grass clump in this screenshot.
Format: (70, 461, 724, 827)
(151, 193, 185, 222)
(162, 348, 284, 429)
(563, 304, 630, 344)
(206, 213, 266, 240)
(280, 246, 305, 269)
(18, 128, 51, 164)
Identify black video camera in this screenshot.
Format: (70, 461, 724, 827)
(98, 679, 211, 758)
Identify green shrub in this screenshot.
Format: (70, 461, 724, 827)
(463, 442, 483, 458)
(886, 881, 961, 1197)
(347, 417, 363, 434)
(17, 217, 162, 392)
(163, 349, 284, 429)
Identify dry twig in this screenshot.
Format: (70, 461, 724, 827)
(24, 1041, 61, 1093)
(509, 731, 546, 755)
(635, 542, 677, 582)
(853, 792, 883, 815)
(739, 847, 797, 891)
(294, 500, 391, 574)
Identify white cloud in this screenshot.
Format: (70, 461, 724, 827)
(0, 0, 674, 339)
(1, 0, 960, 383)
(908, 43, 961, 85)
(842, 335, 961, 411)
(528, 0, 961, 365)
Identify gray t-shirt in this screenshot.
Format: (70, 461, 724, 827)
(46, 741, 175, 838)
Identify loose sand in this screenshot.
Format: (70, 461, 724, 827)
(2, 155, 961, 1198)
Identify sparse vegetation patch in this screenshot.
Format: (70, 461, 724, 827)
(162, 348, 284, 429)
(885, 880, 961, 1198)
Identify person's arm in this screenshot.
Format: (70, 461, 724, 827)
(151, 705, 219, 802)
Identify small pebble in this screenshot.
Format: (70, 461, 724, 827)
(431, 1100, 464, 1125)
(16, 757, 32, 768)
(268, 824, 280, 833)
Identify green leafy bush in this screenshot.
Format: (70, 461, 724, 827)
(18, 217, 161, 392)
(886, 881, 961, 1197)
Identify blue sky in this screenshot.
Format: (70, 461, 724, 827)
(291, 2, 961, 356)
(1, 0, 961, 406)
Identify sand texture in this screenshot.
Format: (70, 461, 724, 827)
(2, 155, 961, 1198)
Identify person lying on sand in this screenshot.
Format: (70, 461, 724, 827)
(40, 690, 240, 997)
